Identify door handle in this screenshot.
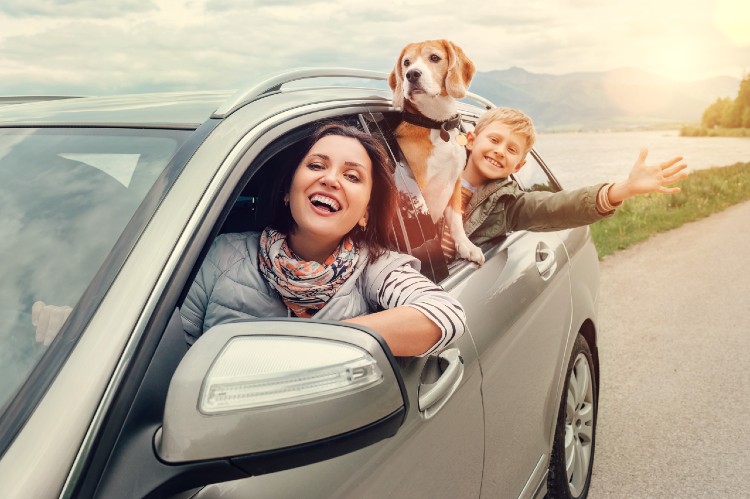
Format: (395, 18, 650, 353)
(419, 348, 464, 418)
(536, 242, 557, 279)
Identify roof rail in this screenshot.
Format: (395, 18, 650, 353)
(212, 67, 389, 118)
(463, 92, 495, 110)
(212, 66, 497, 118)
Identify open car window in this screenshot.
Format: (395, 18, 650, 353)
(213, 113, 448, 284)
(390, 115, 565, 274)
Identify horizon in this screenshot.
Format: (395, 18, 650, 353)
(1, 0, 748, 96)
(0, 65, 741, 100)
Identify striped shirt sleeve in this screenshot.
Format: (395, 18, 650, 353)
(377, 265, 466, 356)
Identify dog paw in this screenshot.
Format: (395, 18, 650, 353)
(456, 241, 485, 265)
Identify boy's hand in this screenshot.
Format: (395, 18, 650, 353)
(609, 148, 688, 204)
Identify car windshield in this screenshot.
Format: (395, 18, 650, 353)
(0, 127, 190, 409)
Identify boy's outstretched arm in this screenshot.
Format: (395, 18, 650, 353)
(607, 147, 688, 204)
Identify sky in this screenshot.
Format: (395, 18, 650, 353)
(0, 0, 748, 96)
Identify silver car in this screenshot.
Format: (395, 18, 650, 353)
(0, 69, 600, 499)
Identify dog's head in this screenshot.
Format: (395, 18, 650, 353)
(388, 39, 476, 112)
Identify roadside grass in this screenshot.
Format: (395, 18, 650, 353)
(591, 162, 750, 258)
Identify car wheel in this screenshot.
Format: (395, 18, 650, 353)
(547, 334, 597, 499)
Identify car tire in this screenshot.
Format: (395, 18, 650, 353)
(547, 334, 597, 499)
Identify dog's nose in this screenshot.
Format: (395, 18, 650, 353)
(405, 68, 422, 83)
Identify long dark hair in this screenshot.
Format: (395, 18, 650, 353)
(268, 122, 398, 259)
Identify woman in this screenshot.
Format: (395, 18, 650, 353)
(180, 122, 465, 357)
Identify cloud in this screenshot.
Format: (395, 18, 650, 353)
(204, 0, 303, 10)
(0, 0, 157, 18)
(0, 0, 748, 95)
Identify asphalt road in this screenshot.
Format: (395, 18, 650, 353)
(589, 200, 750, 498)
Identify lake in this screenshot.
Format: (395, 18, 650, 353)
(534, 130, 750, 189)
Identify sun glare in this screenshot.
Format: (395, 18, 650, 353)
(651, 41, 700, 81)
(715, 0, 750, 45)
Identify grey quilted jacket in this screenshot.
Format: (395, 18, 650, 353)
(181, 232, 421, 346)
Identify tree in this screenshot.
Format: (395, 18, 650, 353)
(736, 74, 750, 110)
(702, 97, 731, 128)
(699, 72, 750, 129)
(742, 108, 750, 129)
(720, 101, 742, 128)
(733, 74, 750, 127)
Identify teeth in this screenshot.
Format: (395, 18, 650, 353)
(310, 194, 340, 212)
(486, 157, 503, 168)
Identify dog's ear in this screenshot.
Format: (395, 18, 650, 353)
(443, 40, 476, 99)
(389, 47, 406, 109)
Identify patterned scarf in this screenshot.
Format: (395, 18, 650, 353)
(258, 227, 360, 318)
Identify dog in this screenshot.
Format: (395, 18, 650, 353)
(388, 39, 484, 265)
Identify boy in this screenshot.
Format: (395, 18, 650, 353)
(442, 107, 688, 262)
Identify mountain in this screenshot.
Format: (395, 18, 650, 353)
(470, 67, 739, 131)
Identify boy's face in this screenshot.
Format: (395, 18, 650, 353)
(464, 122, 527, 184)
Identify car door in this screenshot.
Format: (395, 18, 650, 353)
(449, 147, 575, 498)
(187, 111, 485, 498)
(372, 110, 575, 497)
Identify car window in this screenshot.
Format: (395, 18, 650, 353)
(216, 114, 448, 283)
(0, 128, 189, 410)
(427, 118, 564, 272)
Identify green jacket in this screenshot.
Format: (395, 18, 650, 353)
(463, 178, 614, 246)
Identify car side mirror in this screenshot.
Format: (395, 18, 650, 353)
(154, 319, 407, 484)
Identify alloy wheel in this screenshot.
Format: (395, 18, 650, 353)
(564, 352, 595, 496)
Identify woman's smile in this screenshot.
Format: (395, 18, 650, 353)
(309, 193, 341, 213)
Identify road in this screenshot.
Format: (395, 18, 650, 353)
(589, 200, 750, 498)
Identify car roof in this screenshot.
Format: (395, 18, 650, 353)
(0, 91, 234, 128)
(0, 68, 493, 129)
(0, 69, 395, 129)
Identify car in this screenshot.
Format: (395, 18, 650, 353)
(0, 68, 600, 499)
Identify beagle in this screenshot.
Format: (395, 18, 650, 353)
(389, 39, 484, 265)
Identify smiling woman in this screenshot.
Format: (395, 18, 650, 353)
(180, 122, 466, 358)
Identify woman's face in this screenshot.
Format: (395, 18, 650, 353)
(287, 134, 372, 259)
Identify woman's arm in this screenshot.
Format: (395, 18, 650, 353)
(349, 265, 466, 357)
(344, 307, 443, 357)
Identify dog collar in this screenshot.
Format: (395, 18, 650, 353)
(402, 112, 462, 142)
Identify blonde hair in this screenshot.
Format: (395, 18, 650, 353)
(474, 107, 536, 153)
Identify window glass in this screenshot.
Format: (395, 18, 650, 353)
(364, 112, 447, 282)
(513, 150, 560, 193)
(0, 128, 189, 409)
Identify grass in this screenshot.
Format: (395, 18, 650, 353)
(680, 126, 750, 138)
(591, 162, 750, 258)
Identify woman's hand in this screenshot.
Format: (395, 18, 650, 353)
(32, 301, 72, 346)
(608, 148, 689, 204)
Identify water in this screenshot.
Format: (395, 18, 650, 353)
(534, 130, 750, 189)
